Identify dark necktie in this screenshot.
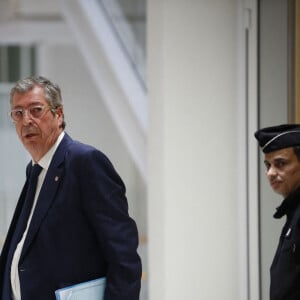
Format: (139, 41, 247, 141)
(15, 164, 43, 242)
(2, 163, 43, 299)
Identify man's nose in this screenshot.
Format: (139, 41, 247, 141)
(22, 110, 33, 124)
(266, 166, 276, 177)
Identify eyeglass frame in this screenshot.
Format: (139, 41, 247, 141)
(8, 104, 57, 123)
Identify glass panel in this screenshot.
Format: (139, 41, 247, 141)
(0, 47, 8, 82)
(115, 0, 146, 51)
(8, 46, 21, 82)
(0, 45, 36, 83)
(31, 47, 36, 76)
(99, 0, 146, 85)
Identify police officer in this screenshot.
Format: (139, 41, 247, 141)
(255, 124, 300, 300)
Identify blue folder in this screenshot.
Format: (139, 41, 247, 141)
(55, 277, 106, 300)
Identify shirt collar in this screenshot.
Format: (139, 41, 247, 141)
(33, 131, 65, 171)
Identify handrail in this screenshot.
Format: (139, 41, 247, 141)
(98, 0, 146, 90)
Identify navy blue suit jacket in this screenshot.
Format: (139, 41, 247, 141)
(0, 133, 141, 300)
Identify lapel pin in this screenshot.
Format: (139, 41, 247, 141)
(54, 176, 59, 182)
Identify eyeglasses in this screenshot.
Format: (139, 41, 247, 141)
(9, 105, 54, 123)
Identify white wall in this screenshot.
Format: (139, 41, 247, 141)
(147, 0, 239, 299)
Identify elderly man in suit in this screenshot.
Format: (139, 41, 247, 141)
(0, 76, 141, 300)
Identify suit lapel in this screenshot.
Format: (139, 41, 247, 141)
(0, 166, 30, 291)
(20, 134, 73, 261)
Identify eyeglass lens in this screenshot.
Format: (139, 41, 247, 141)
(10, 106, 48, 121)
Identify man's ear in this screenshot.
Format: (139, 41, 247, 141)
(56, 106, 63, 117)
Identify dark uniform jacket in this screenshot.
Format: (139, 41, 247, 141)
(270, 187, 300, 300)
(0, 133, 142, 300)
